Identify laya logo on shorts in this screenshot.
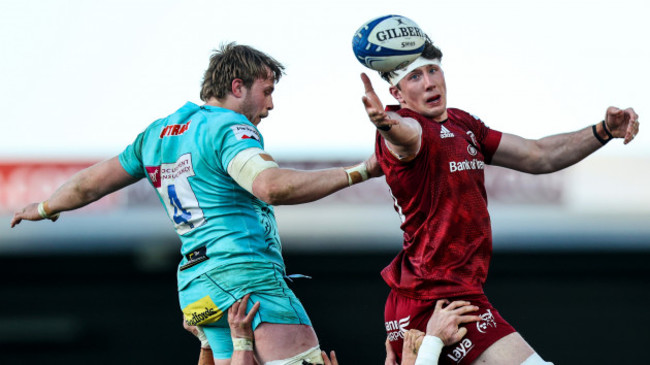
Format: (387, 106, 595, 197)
(183, 295, 223, 326)
(476, 309, 497, 334)
(447, 338, 474, 363)
(160, 121, 191, 138)
(231, 125, 260, 142)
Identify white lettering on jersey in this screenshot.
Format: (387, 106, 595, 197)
(449, 159, 485, 172)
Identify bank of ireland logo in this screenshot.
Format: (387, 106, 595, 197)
(476, 309, 497, 333)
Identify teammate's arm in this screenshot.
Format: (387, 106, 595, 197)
(361, 73, 422, 160)
(228, 294, 260, 365)
(10, 156, 140, 227)
(182, 319, 215, 365)
(491, 107, 639, 173)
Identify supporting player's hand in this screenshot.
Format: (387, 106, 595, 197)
(384, 337, 398, 365)
(401, 329, 425, 365)
(321, 350, 339, 365)
(361, 73, 399, 131)
(228, 293, 260, 340)
(183, 317, 211, 349)
(427, 300, 481, 346)
(604, 106, 640, 145)
(10, 202, 59, 228)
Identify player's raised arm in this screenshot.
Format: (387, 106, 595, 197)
(361, 73, 422, 161)
(492, 106, 640, 174)
(10, 156, 140, 227)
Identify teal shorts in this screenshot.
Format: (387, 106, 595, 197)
(179, 262, 312, 359)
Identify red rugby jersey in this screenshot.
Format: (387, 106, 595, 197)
(377, 107, 502, 299)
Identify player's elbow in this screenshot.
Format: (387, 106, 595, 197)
(252, 177, 294, 205)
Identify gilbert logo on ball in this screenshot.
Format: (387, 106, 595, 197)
(352, 15, 426, 72)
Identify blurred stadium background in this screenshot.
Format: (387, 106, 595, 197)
(1, 156, 649, 364)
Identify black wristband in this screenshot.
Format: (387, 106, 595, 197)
(377, 124, 392, 131)
(592, 123, 610, 145)
(601, 120, 614, 139)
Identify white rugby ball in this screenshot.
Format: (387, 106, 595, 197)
(352, 15, 426, 72)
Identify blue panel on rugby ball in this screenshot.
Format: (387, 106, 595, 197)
(352, 15, 426, 72)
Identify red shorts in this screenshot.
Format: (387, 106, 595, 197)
(384, 290, 516, 365)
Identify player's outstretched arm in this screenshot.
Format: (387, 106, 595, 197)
(360, 72, 422, 160)
(10, 156, 140, 227)
(227, 148, 382, 206)
(229, 294, 260, 365)
(492, 106, 640, 174)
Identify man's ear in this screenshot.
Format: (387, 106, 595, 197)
(231, 78, 245, 98)
(389, 85, 403, 104)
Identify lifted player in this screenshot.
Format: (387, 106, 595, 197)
(361, 40, 639, 365)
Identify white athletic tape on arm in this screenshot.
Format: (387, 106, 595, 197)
(344, 163, 369, 186)
(195, 326, 210, 349)
(38, 201, 60, 220)
(232, 337, 254, 352)
(414, 335, 443, 365)
(228, 148, 279, 194)
(389, 57, 441, 86)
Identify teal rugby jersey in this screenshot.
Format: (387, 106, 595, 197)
(119, 102, 284, 289)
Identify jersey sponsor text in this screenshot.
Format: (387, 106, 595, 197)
(449, 159, 485, 172)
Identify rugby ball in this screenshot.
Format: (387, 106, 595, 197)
(352, 15, 426, 72)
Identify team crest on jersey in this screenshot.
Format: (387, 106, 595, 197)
(231, 124, 260, 142)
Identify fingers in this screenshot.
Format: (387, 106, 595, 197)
(442, 300, 469, 311)
(451, 326, 468, 343)
(321, 351, 330, 365)
(623, 108, 640, 145)
(321, 350, 338, 365)
(10, 215, 21, 228)
(329, 350, 338, 365)
(361, 73, 374, 94)
(246, 301, 261, 322)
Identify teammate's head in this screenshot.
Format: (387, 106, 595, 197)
(200, 42, 285, 102)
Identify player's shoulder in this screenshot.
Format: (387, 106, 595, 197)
(447, 108, 487, 128)
(447, 107, 480, 121)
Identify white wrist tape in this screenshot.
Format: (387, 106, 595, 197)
(37, 201, 60, 220)
(228, 148, 279, 194)
(195, 326, 210, 349)
(414, 335, 443, 365)
(344, 163, 369, 186)
(232, 337, 254, 352)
